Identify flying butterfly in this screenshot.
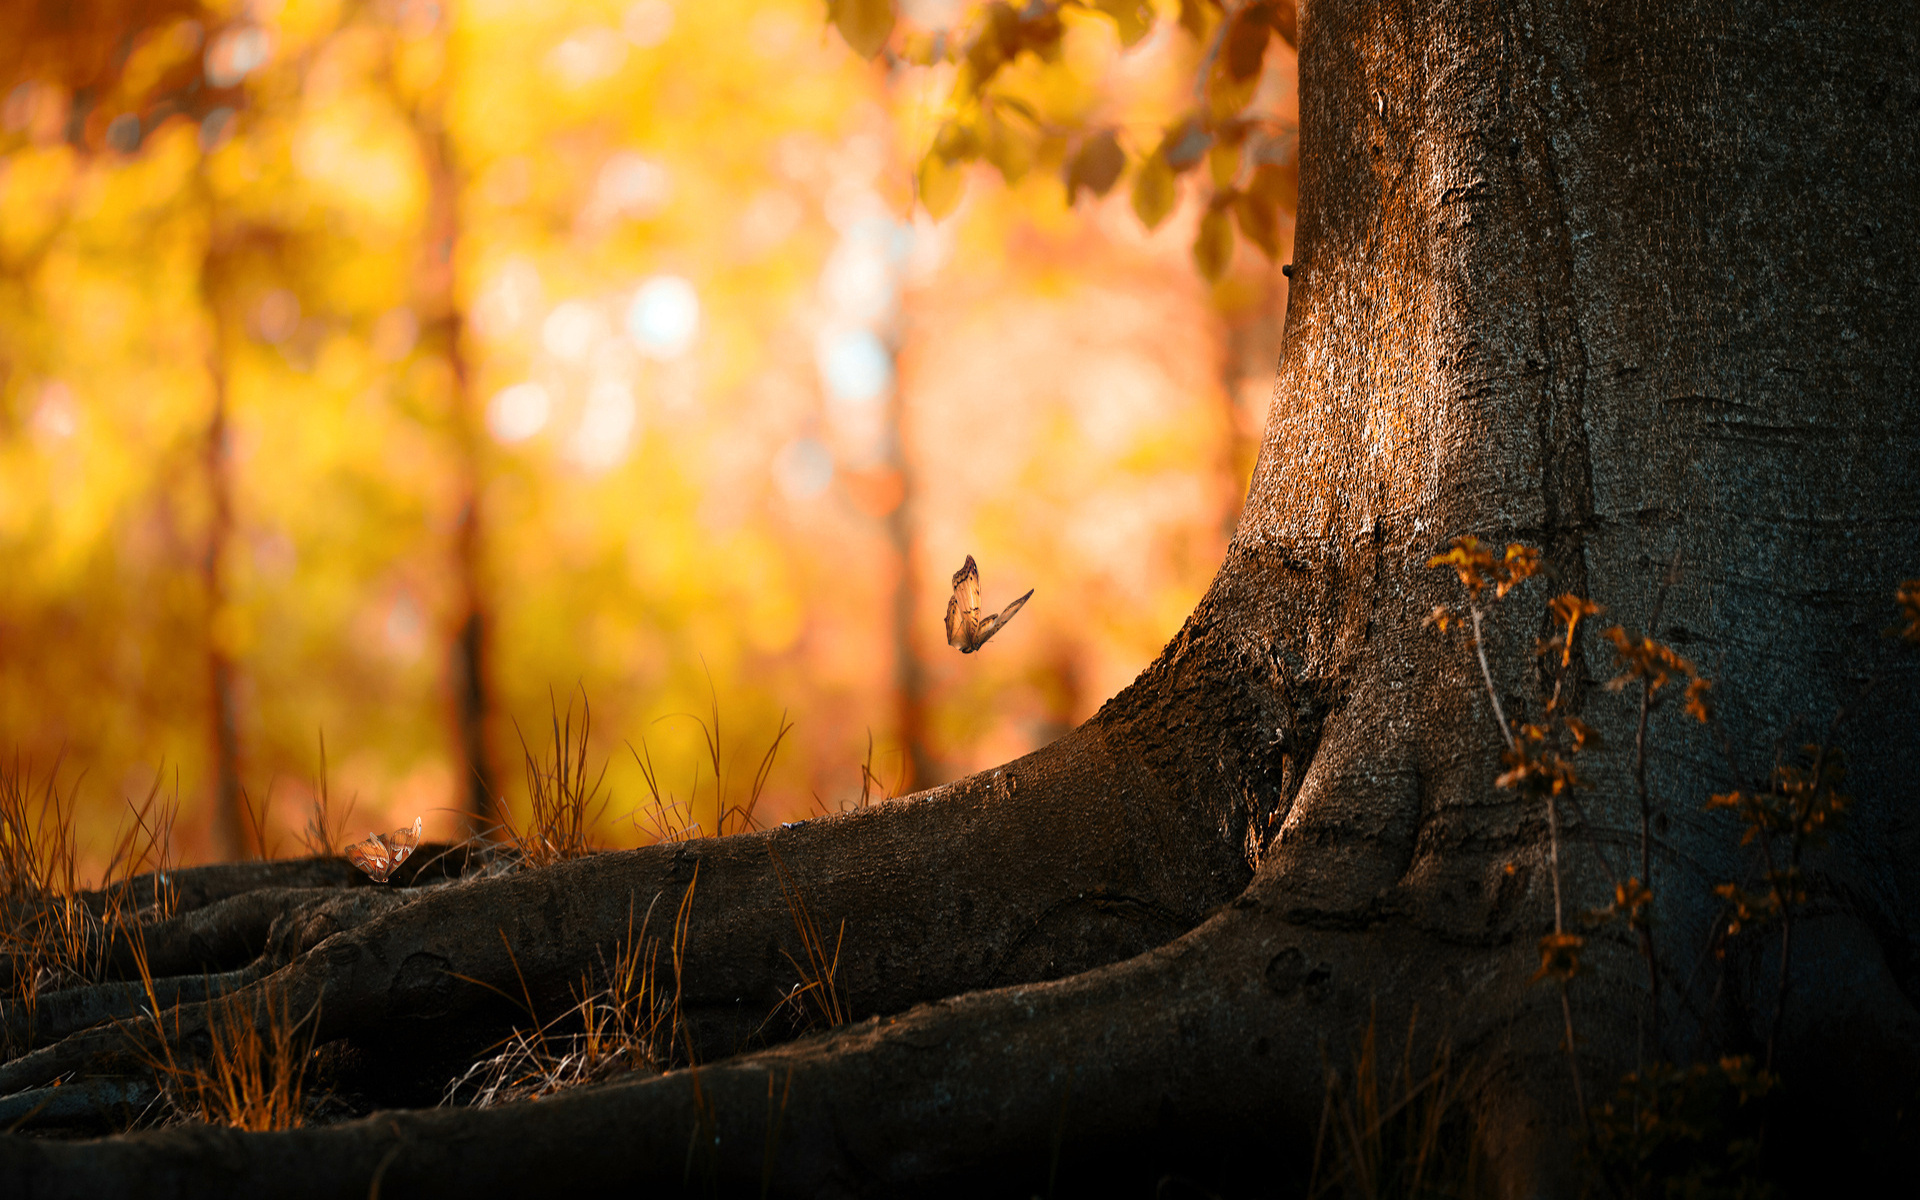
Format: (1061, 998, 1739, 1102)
(344, 816, 423, 884)
(945, 554, 1034, 654)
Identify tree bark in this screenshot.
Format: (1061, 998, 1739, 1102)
(3, 1, 1917, 1194)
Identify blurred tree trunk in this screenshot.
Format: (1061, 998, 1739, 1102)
(400, 12, 500, 831)
(195, 171, 246, 862)
(884, 367, 931, 791)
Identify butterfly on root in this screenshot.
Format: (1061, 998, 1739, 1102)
(945, 555, 1034, 654)
(344, 816, 423, 883)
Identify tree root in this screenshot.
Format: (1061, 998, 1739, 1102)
(0, 714, 1266, 1103)
(0, 908, 1485, 1198)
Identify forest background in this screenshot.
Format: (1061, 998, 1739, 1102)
(0, 0, 1297, 878)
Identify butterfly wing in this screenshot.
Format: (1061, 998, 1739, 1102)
(973, 587, 1035, 650)
(345, 833, 394, 883)
(384, 816, 423, 872)
(947, 555, 982, 650)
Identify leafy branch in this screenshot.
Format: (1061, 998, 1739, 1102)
(827, 0, 1299, 280)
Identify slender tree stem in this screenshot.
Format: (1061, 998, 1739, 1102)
(1469, 606, 1514, 749)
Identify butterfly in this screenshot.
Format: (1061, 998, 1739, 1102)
(945, 554, 1034, 654)
(344, 816, 423, 884)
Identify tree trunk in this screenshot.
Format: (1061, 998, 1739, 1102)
(196, 172, 248, 863)
(3, 1, 1916, 1194)
(405, 16, 501, 831)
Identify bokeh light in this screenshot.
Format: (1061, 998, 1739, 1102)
(0, 0, 1295, 878)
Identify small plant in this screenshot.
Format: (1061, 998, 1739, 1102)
(443, 868, 700, 1106)
(503, 688, 611, 867)
(1588, 1056, 1776, 1200)
(123, 930, 320, 1131)
(768, 848, 848, 1030)
(1310, 1011, 1483, 1199)
(810, 730, 897, 818)
(631, 687, 792, 844)
(2, 763, 178, 1049)
(1432, 540, 1918, 1193)
(294, 731, 356, 859)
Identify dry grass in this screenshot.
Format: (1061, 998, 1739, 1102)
(501, 689, 612, 867)
(122, 931, 319, 1130)
(295, 732, 358, 859)
(631, 688, 792, 844)
(1310, 1011, 1484, 1200)
(443, 867, 701, 1107)
(810, 730, 895, 818)
(2, 760, 177, 1048)
(768, 848, 847, 1030)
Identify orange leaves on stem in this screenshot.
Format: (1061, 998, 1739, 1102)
(1496, 720, 1592, 798)
(1707, 750, 1850, 847)
(1894, 579, 1920, 644)
(1547, 594, 1604, 668)
(1533, 931, 1586, 983)
(1601, 624, 1714, 723)
(1586, 877, 1654, 932)
(1427, 536, 1541, 602)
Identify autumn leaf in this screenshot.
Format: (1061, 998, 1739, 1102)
(1092, 0, 1157, 48)
(1193, 206, 1234, 280)
(1495, 543, 1541, 596)
(1547, 593, 1602, 666)
(1157, 117, 1211, 176)
(1177, 0, 1215, 40)
(1207, 132, 1241, 190)
(917, 152, 966, 218)
(1895, 579, 1920, 644)
(932, 119, 980, 164)
(1233, 191, 1279, 259)
(1064, 130, 1125, 203)
(981, 106, 1033, 184)
(1224, 7, 1270, 79)
(1428, 535, 1494, 596)
(1564, 717, 1601, 750)
(828, 0, 895, 60)
(1130, 148, 1177, 230)
(1684, 676, 1713, 723)
(1533, 931, 1585, 982)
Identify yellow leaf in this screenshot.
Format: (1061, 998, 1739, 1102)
(1094, 0, 1157, 48)
(829, 0, 896, 60)
(982, 107, 1033, 184)
(917, 153, 966, 219)
(1208, 138, 1241, 191)
(1130, 149, 1176, 230)
(1193, 207, 1233, 280)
